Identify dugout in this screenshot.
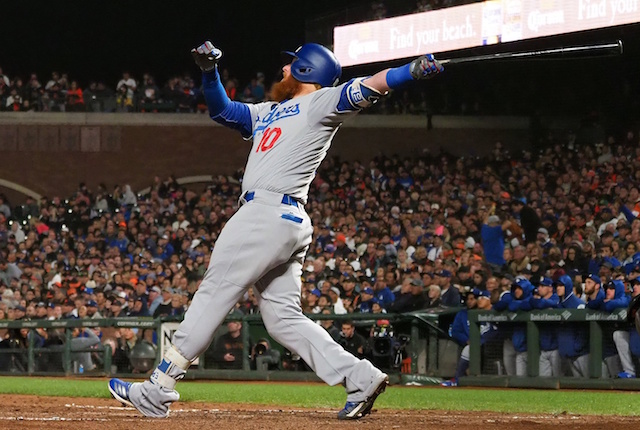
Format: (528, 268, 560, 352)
(465, 308, 640, 389)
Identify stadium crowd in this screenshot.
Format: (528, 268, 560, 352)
(0, 120, 640, 376)
(0, 66, 438, 116)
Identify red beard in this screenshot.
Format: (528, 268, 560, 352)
(269, 73, 302, 103)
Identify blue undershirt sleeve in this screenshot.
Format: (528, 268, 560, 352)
(202, 69, 253, 138)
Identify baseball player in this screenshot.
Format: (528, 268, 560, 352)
(109, 40, 443, 420)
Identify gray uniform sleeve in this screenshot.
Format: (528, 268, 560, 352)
(307, 82, 361, 126)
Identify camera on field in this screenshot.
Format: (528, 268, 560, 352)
(254, 343, 268, 356)
(252, 339, 281, 371)
(369, 320, 410, 371)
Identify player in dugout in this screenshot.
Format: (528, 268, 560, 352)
(109, 39, 443, 420)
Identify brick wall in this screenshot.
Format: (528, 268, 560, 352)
(0, 121, 530, 203)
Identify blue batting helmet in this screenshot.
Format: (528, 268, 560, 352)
(282, 43, 341, 87)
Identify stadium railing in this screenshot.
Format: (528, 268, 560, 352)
(5, 309, 638, 389)
(0, 310, 457, 383)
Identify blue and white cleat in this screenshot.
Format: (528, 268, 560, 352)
(618, 371, 636, 379)
(108, 378, 180, 418)
(338, 373, 389, 420)
(108, 378, 135, 408)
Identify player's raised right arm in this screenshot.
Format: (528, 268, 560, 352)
(192, 41, 253, 138)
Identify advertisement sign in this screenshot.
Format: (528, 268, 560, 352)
(334, 0, 640, 66)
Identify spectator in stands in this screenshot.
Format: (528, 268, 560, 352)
(511, 199, 542, 244)
(481, 213, 510, 274)
(161, 77, 183, 107)
(387, 278, 410, 312)
(110, 327, 138, 373)
(139, 74, 160, 110)
(389, 278, 426, 313)
(65, 80, 84, 111)
(207, 312, 246, 369)
(116, 71, 137, 101)
(118, 184, 137, 207)
(0, 67, 9, 87)
(127, 297, 149, 317)
(4, 87, 23, 111)
(146, 286, 162, 315)
(564, 244, 588, 275)
(435, 269, 460, 307)
(303, 288, 321, 313)
(509, 245, 530, 276)
(319, 308, 341, 342)
(328, 286, 347, 315)
(0, 256, 21, 287)
(86, 300, 102, 319)
(152, 286, 174, 318)
(23, 74, 42, 109)
(177, 78, 197, 113)
(425, 284, 442, 308)
(108, 296, 127, 318)
(372, 276, 394, 310)
(169, 292, 187, 316)
(46, 81, 65, 111)
(224, 79, 237, 101)
(317, 294, 333, 312)
(44, 71, 60, 91)
(355, 287, 375, 313)
(94, 81, 115, 112)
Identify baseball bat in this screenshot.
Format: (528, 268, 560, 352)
(438, 40, 623, 65)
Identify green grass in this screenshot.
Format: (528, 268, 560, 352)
(0, 376, 639, 416)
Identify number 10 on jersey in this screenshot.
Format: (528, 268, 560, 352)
(256, 127, 282, 152)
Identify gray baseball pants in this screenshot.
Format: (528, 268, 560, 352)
(171, 189, 382, 395)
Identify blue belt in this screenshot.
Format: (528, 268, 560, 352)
(244, 191, 299, 207)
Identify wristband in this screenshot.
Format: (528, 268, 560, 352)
(385, 63, 413, 89)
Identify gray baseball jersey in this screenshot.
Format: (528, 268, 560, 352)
(242, 86, 357, 203)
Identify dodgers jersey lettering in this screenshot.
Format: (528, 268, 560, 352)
(242, 83, 357, 204)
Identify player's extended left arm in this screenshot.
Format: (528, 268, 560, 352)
(338, 54, 443, 111)
(192, 41, 253, 137)
(378, 54, 443, 91)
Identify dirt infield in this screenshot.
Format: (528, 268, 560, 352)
(0, 394, 635, 430)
